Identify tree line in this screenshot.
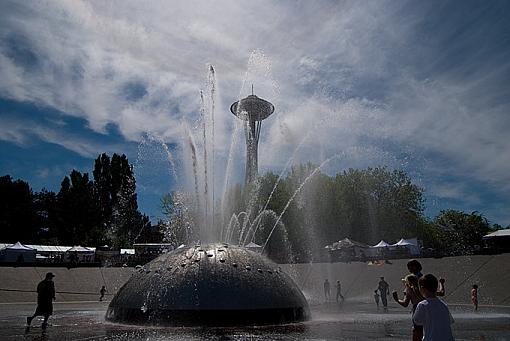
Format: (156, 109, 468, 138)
(0, 153, 161, 248)
(161, 164, 504, 262)
(2, 158, 505, 259)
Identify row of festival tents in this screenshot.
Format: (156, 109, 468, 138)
(370, 238, 421, 256)
(0, 242, 95, 263)
(325, 237, 421, 261)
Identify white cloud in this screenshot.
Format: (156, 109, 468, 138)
(0, 118, 120, 158)
(0, 0, 509, 223)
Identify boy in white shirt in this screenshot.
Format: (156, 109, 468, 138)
(413, 274, 454, 341)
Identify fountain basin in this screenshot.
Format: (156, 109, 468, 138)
(106, 243, 310, 326)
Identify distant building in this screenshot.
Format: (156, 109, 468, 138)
(483, 229, 510, 253)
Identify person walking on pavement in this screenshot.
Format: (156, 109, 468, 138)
(378, 276, 390, 311)
(324, 279, 331, 302)
(336, 280, 345, 303)
(471, 284, 479, 312)
(27, 272, 56, 330)
(99, 285, 107, 302)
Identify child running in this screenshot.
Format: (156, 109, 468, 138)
(413, 274, 454, 341)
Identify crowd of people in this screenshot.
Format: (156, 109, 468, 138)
(323, 259, 480, 340)
(27, 259, 480, 340)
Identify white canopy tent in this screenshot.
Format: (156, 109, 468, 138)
(65, 245, 95, 262)
(0, 242, 37, 263)
(372, 240, 391, 248)
(245, 242, 263, 253)
(391, 238, 421, 255)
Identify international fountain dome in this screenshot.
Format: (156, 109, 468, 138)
(106, 243, 310, 326)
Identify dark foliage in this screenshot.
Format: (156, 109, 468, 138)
(0, 153, 152, 248)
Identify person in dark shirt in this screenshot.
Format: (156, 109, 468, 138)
(378, 277, 390, 311)
(99, 286, 107, 301)
(324, 279, 331, 301)
(27, 272, 56, 329)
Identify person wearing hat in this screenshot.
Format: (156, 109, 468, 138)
(27, 272, 56, 329)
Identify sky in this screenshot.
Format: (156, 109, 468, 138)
(0, 0, 509, 227)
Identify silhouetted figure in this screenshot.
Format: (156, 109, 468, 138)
(336, 281, 344, 302)
(378, 277, 389, 311)
(407, 259, 446, 296)
(27, 272, 56, 329)
(374, 290, 380, 309)
(471, 284, 479, 312)
(99, 286, 107, 302)
(407, 259, 423, 278)
(324, 279, 331, 301)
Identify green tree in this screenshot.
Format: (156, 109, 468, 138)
(92, 153, 147, 248)
(0, 175, 39, 243)
(56, 170, 103, 245)
(247, 166, 425, 262)
(434, 210, 491, 254)
(93, 153, 113, 229)
(33, 189, 58, 244)
(160, 191, 196, 247)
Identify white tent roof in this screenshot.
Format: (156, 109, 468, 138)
(120, 248, 135, 255)
(372, 240, 391, 248)
(28, 245, 72, 252)
(1, 243, 96, 253)
(4, 242, 36, 251)
(66, 245, 94, 253)
(393, 238, 415, 246)
(484, 229, 510, 238)
(245, 242, 262, 248)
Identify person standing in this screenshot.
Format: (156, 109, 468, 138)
(471, 284, 479, 312)
(324, 279, 331, 302)
(378, 277, 389, 311)
(392, 274, 424, 341)
(27, 272, 56, 329)
(99, 286, 107, 302)
(374, 290, 380, 309)
(413, 274, 454, 341)
(336, 280, 344, 303)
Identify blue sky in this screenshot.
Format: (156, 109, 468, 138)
(0, 0, 509, 226)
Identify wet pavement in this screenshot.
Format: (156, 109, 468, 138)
(1, 301, 509, 340)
